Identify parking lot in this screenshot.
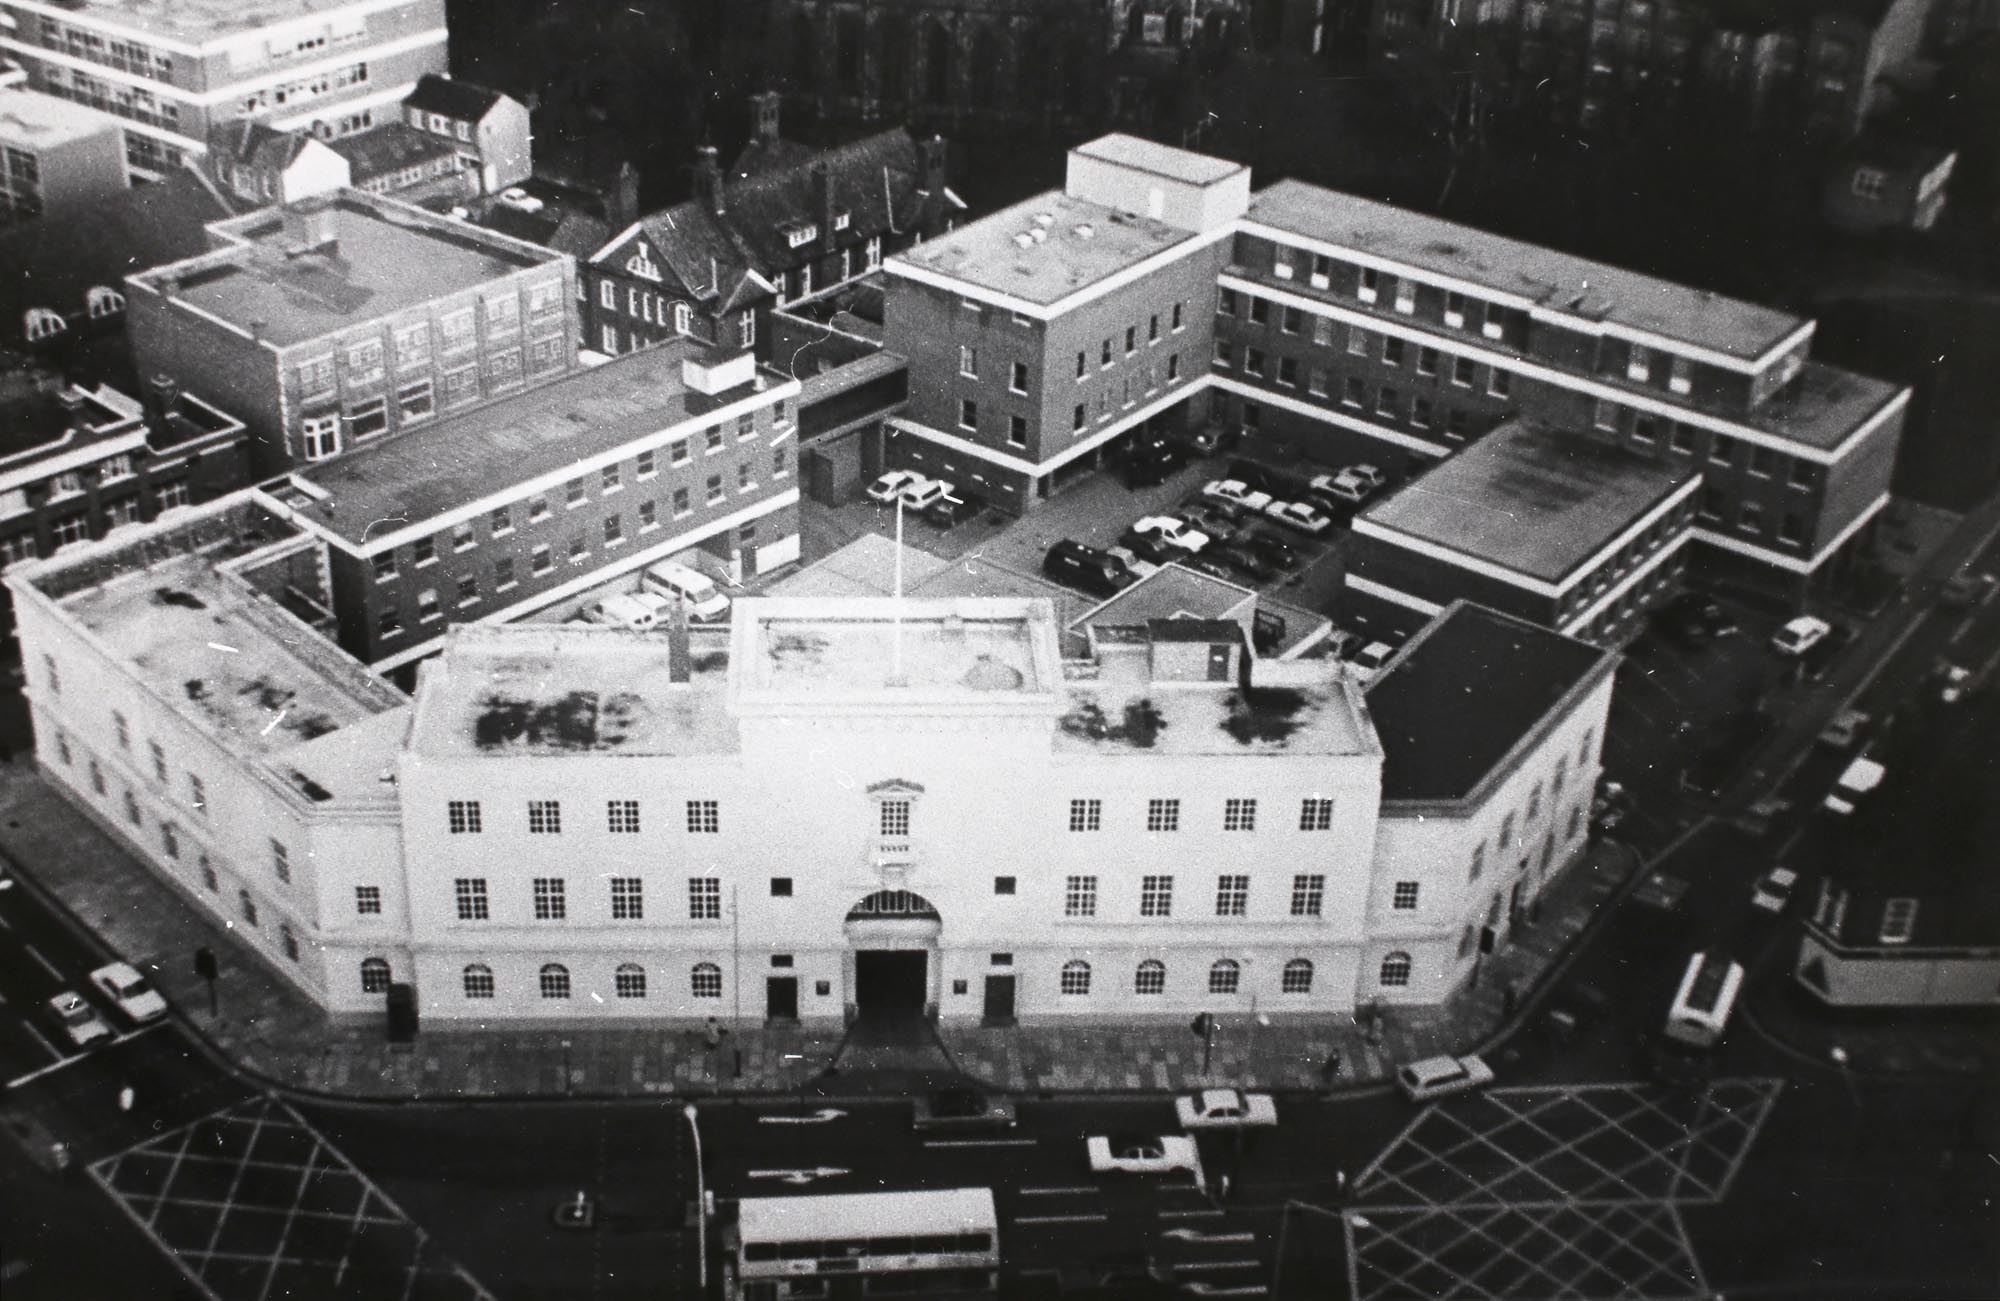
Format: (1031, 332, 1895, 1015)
(90, 1095, 493, 1300)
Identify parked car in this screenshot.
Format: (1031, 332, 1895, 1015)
(912, 1087, 1017, 1132)
(1128, 515, 1210, 553)
(1750, 866, 1799, 915)
(1174, 1088, 1278, 1130)
(1770, 615, 1832, 657)
(924, 491, 988, 529)
(1347, 641, 1395, 681)
(866, 469, 927, 504)
(496, 186, 544, 213)
(900, 478, 955, 511)
(1823, 756, 1886, 815)
(1396, 1054, 1495, 1103)
(1086, 1133, 1203, 1179)
(1262, 499, 1335, 536)
(1940, 571, 1998, 608)
(89, 961, 167, 1024)
(1118, 533, 1180, 568)
(641, 561, 731, 622)
(582, 593, 659, 631)
(46, 991, 111, 1050)
(1202, 479, 1275, 512)
(1308, 466, 1380, 506)
(1123, 441, 1185, 488)
(1044, 540, 1132, 598)
(0, 1109, 71, 1175)
(1246, 533, 1302, 571)
(1184, 556, 1240, 584)
(1816, 708, 1869, 749)
(1104, 545, 1159, 582)
(1178, 501, 1246, 540)
(1655, 592, 1736, 647)
(1211, 539, 1278, 584)
(1936, 660, 1976, 704)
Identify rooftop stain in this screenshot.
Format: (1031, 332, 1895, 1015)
(473, 689, 645, 751)
(1220, 686, 1309, 746)
(1058, 695, 1167, 748)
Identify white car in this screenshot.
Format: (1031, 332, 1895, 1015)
(89, 961, 167, 1024)
(496, 186, 544, 213)
(1202, 479, 1274, 512)
(1396, 1053, 1495, 1103)
(1309, 471, 1369, 505)
(47, 990, 111, 1049)
(1346, 464, 1388, 491)
(1087, 1133, 1203, 1181)
(1770, 615, 1832, 657)
(1131, 515, 1210, 554)
(1937, 662, 1974, 704)
(582, 593, 659, 631)
(866, 470, 929, 504)
(1174, 1088, 1278, 1130)
(1822, 756, 1886, 815)
(1104, 545, 1159, 582)
(1750, 866, 1799, 914)
(900, 478, 955, 511)
(1262, 499, 1334, 536)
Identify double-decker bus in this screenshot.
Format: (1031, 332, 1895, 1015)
(1650, 950, 1744, 1087)
(728, 1186, 999, 1300)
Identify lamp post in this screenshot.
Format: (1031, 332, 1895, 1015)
(684, 1103, 708, 1291)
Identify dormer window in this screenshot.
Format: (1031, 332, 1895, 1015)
(785, 223, 818, 248)
(86, 286, 125, 319)
(23, 307, 64, 342)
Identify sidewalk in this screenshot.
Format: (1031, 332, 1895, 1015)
(0, 762, 1639, 1101)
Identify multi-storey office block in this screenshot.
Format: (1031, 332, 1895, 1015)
(127, 189, 579, 477)
(0, 86, 126, 224)
(0, 0, 447, 177)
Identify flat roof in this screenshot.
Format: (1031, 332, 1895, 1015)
(1248, 180, 1805, 362)
(1054, 652, 1370, 757)
(1359, 422, 1693, 584)
(0, 88, 123, 148)
(57, 549, 398, 764)
(1367, 602, 1613, 804)
(737, 1188, 996, 1242)
(735, 598, 1055, 703)
(1071, 133, 1247, 187)
(137, 193, 556, 348)
(409, 624, 737, 758)
(29, 0, 394, 46)
(1743, 360, 1904, 453)
(887, 190, 1195, 306)
(284, 343, 779, 545)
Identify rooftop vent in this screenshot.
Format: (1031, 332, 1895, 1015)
(1029, 228, 1047, 244)
(682, 349, 757, 396)
(1012, 232, 1034, 249)
(1072, 223, 1095, 239)
(1033, 212, 1055, 227)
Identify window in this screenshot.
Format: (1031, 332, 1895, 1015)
(1488, 369, 1512, 398)
(1072, 404, 1087, 432)
(301, 415, 340, 461)
(1282, 958, 1314, 994)
(770, 877, 793, 897)
(1146, 798, 1180, 832)
(397, 379, 434, 423)
(1215, 339, 1234, 369)
(462, 964, 494, 998)
(1377, 386, 1399, 418)
(90, 759, 105, 796)
(994, 876, 1017, 895)
(1358, 268, 1380, 303)
(1076, 351, 1087, 379)
(161, 823, 180, 859)
(1006, 415, 1027, 448)
(603, 514, 624, 547)
(494, 557, 516, 590)
(347, 397, 389, 440)
(528, 800, 561, 834)
(531, 546, 553, 575)
(958, 345, 977, 378)
(539, 964, 571, 999)
(1412, 397, 1433, 429)
(271, 840, 291, 884)
(1101, 339, 1113, 367)
(687, 799, 719, 833)
(1416, 346, 1439, 377)
(1710, 435, 1735, 465)
(1291, 874, 1324, 917)
(1379, 952, 1413, 987)
(1669, 356, 1693, 395)
(1347, 327, 1370, 356)
(1627, 346, 1652, 383)
(148, 740, 168, 783)
(354, 885, 382, 916)
(1223, 798, 1257, 831)
(1850, 167, 1886, 200)
(1248, 298, 1269, 326)
(706, 475, 724, 506)
(689, 877, 721, 920)
(1299, 797, 1335, 831)
(1382, 336, 1405, 367)
(612, 877, 644, 920)
(1060, 960, 1092, 995)
(1064, 875, 1097, 917)
(1216, 875, 1249, 917)
(123, 788, 142, 827)
(1135, 959, 1166, 995)
(1140, 874, 1174, 917)
(1009, 360, 1028, 395)
(875, 799, 911, 839)
(1394, 280, 1416, 314)
(1500, 812, 1516, 849)
(533, 877, 567, 920)
(1281, 306, 1302, 336)
(1172, 302, 1185, 331)
(614, 963, 646, 998)
(605, 799, 641, 834)
(238, 890, 259, 928)
(1068, 798, 1101, 832)
(454, 878, 489, 921)
(1209, 959, 1241, 994)
(1879, 898, 1917, 943)
(1278, 356, 1298, 387)
(1392, 881, 1420, 910)
(456, 574, 479, 606)
(360, 958, 391, 993)
(691, 963, 723, 998)
(1452, 356, 1476, 388)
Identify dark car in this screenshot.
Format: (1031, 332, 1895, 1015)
(1247, 532, 1302, 571)
(1118, 531, 1181, 567)
(1178, 503, 1243, 541)
(1124, 452, 1181, 489)
(912, 1086, 1017, 1132)
(924, 491, 988, 529)
(1212, 539, 1278, 584)
(1044, 540, 1131, 598)
(1655, 592, 1735, 647)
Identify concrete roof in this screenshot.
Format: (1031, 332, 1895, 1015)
(1247, 180, 1805, 363)
(135, 192, 558, 348)
(29, 0, 392, 45)
(1072, 133, 1247, 186)
(1359, 421, 1694, 585)
(888, 190, 1195, 306)
(1368, 602, 1615, 804)
(0, 88, 123, 148)
(1053, 652, 1372, 757)
(1742, 360, 1904, 453)
(733, 597, 1058, 706)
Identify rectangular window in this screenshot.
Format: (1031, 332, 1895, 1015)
(673, 487, 692, 518)
(1394, 280, 1416, 314)
(1244, 348, 1265, 377)
(1417, 346, 1439, 376)
(1248, 297, 1269, 326)
(1343, 376, 1365, 408)
(1010, 361, 1028, 394)
(613, 877, 645, 920)
(601, 464, 622, 494)
(1382, 336, 1405, 367)
(1007, 415, 1028, 448)
(604, 515, 623, 546)
(1146, 798, 1180, 832)
(355, 886, 382, 916)
(1627, 346, 1651, 383)
(607, 799, 641, 833)
(1392, 881, 1420, 910)
(1488, 369, 1512, 398)
(1126, 326, 1138, 353)
(1064, 875, 1097, 917)
(1173, 302, 1184, 331)
(528, 800, 562, 834)
(958, 344, 978, 378)
(1068, 798, 1101, 832)
(531, 545, 553, 575)
(687, 799, 719, 834)
(1878, 897, 1917, 944)
(879, 799, 911, 837)
(1300, 797, 1334, 830)
(451, 522, 476, 553)
(1281, 306, 1303, 335)
(454, 877, 489, 921)
(706, 475, 724, 505)
(1216, 874, 1249, 917)
(1347, 327, 1369, 356)
(270, 839, 291, 883)
(1669, 356, 1693, 395)
(149, 740, 168, 783)
(1710, 435, 1736, 465)
(566, 477, 587, 507)
(455, 574, 478, 606)
(1073, 404, 1086, 432)
(1376, 386, 1400, 418)
(1290, 874, 1325, 917)
(1358, 267, 1380, 303)
(1140, 874, 1174, 917)
(688, 877, 721, 920)
(1223, 797, 1257, 831)
(1412, 397, 1433, 429)
(1452, 356, 1476, 387)
(533, 877, 567, 920)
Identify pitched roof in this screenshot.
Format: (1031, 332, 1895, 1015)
(326, 122, 458, 183)
(207, 120, 316, 173)
(403, 74, 511, 124)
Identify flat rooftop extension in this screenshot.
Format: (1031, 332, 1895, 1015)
(25, 0, 397, 45)
(889, 190, 1194, 307)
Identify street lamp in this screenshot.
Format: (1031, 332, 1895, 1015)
(683, 1103, 708, 1291)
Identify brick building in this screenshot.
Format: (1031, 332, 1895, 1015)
(397, 74, 530, 196)
(0, 87, 127, 226)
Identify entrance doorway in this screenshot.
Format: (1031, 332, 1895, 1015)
(854, 950, 928, 1019)
(982, 974, 1015, 1024)
(766, 976, 798, 1022)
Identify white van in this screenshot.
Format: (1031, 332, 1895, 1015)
(583, 593, 658, 631)
(1822, 756, 1885, 815)
(1349, 641, 1395, 682)
(641, 560, 730, 622)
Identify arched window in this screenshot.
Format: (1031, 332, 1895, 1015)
(462, 963, 494, 999)
(23, 307, 65, 342)
(1281, 958, 1314, 994)
(1379, 952, 1413, 988)
(1134, 959, 1166, 995)
(1059, 959, 1091, 995)
(1208, 958, 1241, 995)
(360, 957, 391, 993)
(691, 962, 722, 998)
(539, 963, 571, 999)
(85, 286, 125, 319)
(615, 963, 646, 999)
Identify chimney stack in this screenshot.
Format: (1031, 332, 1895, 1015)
(695, 145, 725, 217)
(813, 158, 836, 252)
(144, 373, 179, 430)
(751, 90, 781, 147)
(613, 160, 641, 229)
(919, 134, 948, 196)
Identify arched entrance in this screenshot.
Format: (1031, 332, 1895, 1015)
(843, 889, 941, 1028)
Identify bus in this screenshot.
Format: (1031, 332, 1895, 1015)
(1650, 951, 1744, 1088)
(728, 1186, 999, 1300)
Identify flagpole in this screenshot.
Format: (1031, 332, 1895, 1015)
(892, 494, 905, 683)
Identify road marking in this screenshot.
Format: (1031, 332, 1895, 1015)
(0, 909, 12, 930)
(1174, 1259, 1263, 1273)
(923, 1137, 1036, 1149)
(1165, 1227, 1259, 1244)
(1161, 1208, 1227, 1220)
(6, 1041, 81, 1087)
(24, 944, 62, 980)
(756, 1108, 847, 1126)
(109, 1022, 166, 1049)
(747, 1166, 849, 1185)
(1013, 1213, 1108, 1225)
(1020, 1185, 1098, 1197)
